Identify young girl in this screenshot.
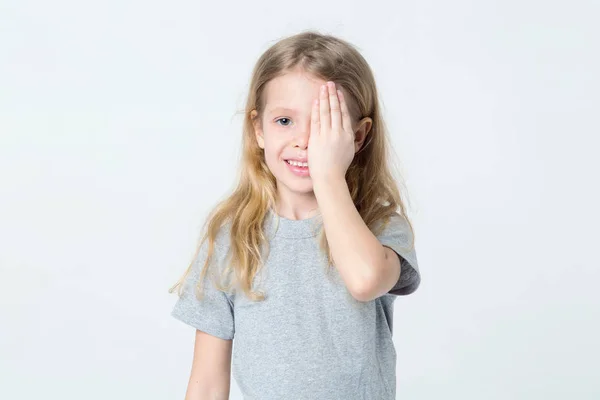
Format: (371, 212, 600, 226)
(170, 30, 421, 400)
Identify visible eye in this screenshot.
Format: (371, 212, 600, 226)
(275, 117, 292, 127)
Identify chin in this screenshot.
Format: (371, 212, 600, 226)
(277, 177, 314, 195)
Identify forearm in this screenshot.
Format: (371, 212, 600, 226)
(313, 177, 386, 298)
(185, 370, 230, 400)
(185, 381, 229, 400)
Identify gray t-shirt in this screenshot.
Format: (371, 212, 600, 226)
(171, 210, 420, 399)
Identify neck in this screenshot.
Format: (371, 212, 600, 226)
(275, 187, 319, 220)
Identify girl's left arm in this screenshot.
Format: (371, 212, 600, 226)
(313, 177, 401, 302)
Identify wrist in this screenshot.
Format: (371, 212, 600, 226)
(312, 175, 348, 196)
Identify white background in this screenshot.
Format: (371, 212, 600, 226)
(1, 0, 598, 399)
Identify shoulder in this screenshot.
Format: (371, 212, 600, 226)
(373, 211, 417, 266)
(199, 217, 233, 253)
(189, 219, 234, 288)
(372, 212, 413, 239)
(213, 220, 233, 253)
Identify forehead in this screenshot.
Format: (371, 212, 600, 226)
(263, 70, 326, 114)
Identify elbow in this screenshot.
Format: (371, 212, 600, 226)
(349, 272, 379, 303)
(350, 291, 372, 303)
(348, 254, 389, 302)
(350, 285, 377, 302)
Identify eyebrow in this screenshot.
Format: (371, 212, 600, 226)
(265, 107, 297, 115)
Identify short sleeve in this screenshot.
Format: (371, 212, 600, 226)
(375, 213, 421, 296)
(171, 239, 235, 340)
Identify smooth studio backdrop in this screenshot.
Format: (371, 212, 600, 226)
(1, 0, 598, 399)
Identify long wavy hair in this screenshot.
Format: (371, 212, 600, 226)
(169, 30, 415, 302)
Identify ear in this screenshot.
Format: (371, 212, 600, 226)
(353, 117, 373, 153)
(250, 110, 265, 149)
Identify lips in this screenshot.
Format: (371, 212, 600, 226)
(285, 159, 308, 167)
(284, 159, 310, 177)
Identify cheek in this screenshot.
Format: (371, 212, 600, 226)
(266, 147, 282, 163)
(263, 133, 285, 159)
(261, 141, 279, 163)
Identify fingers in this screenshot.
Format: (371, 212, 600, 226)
(319, 84, 330, 130)
(337, 89, 353, 137)
(327, 82, 341, 133)
(316, 81, 349, 136)
(311, 98, 320, 136)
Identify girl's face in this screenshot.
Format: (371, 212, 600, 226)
(252, 69, 350, 199)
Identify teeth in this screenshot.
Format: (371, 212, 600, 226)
(287, 160, 308, 167)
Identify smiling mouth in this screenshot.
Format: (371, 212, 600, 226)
(284, 159, 309, 168)
(284, 159, 310, 177)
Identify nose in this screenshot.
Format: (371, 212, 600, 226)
(293, 125, 310, 149)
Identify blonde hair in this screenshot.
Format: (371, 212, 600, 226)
(169, 30, 415, 302)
